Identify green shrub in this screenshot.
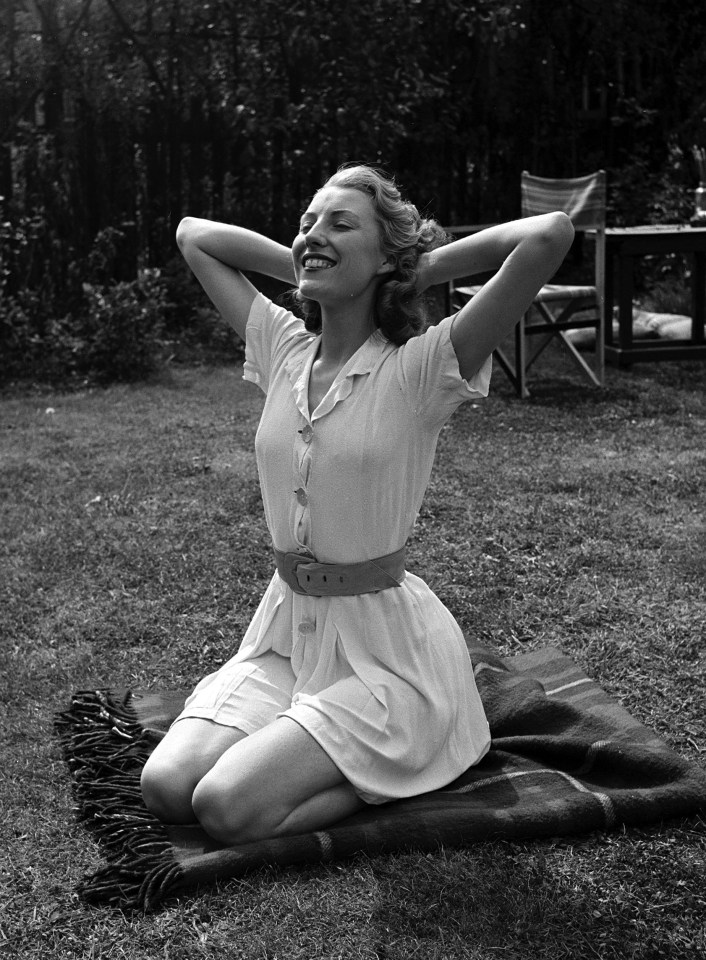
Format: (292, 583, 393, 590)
(0, 292, 42, 383)
(609, 142, 694, 227)
(158, 257, 244, 364)
(0, 216, 161, 386)
(0, 290, 79, 385)
(80, 269, 166, 383)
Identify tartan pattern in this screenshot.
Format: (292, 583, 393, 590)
(521, 170, 606, 229)
(56, 642, 706, 911)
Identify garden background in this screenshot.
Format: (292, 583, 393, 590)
(2, 0, 706, 384)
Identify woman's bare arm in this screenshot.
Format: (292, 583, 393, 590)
(417, 213, 575, 380)
(176, 218, 296, 341)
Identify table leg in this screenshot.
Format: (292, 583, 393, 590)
(618, 254, 634, 354)
(691, 251, 705, 343)
(604, 254, 615, 345)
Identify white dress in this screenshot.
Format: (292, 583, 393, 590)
(179, 293, 492, 804)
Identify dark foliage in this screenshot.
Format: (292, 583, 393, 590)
(1, 0, 705, 383)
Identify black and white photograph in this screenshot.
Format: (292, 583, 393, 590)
(1, 2, 704, 957)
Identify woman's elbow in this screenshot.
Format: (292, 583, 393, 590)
(176, 216, 214, 252)
(176, 216, 198, 250)
(546, 211, 575, 251)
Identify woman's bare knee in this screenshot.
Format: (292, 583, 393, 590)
(191, 717, 361, 843)
(140, 753, 198, 824)
(191, 774, 256, 844)
(192, 775, 363, 845)
(141, 718, 248, 824)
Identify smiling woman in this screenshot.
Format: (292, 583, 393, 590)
(142, 163, 574, 846)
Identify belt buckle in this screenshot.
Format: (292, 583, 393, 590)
(282, 552, 318, 595)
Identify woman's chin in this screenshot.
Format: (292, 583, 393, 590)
(298, 279, 328, 303)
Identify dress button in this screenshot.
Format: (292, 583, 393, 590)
(295, 487, 308, 506)
(300, 424, 313, 443)
(298, 621, 316, 635)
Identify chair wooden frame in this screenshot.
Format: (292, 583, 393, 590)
(450, 170, 607, 398)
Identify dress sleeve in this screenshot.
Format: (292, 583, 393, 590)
(395, 314, 492, 428)
(242, 293, 311, 394)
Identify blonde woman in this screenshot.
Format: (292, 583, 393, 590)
(141, 164, 574, 844)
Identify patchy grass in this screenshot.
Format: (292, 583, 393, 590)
(1, 350, 705, 959)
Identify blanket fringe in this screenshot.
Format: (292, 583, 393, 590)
(55, 689, 185, 909)
(79, 857, 184, 910)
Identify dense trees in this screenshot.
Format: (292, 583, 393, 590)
(2, 0, 706, 381)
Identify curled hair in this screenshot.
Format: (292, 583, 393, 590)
(293, 164, 449, 344)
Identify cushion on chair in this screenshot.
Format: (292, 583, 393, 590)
(566, 308, 691, 349)
(635, 310, 692, 340)
(533, 283, 597, 302)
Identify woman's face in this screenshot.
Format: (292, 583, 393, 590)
(292, 186, 393, 306)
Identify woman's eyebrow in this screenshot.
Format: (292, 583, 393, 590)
(300, 208, 361, 222)
(328, 208, 360, 219)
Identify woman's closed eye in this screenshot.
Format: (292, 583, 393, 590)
(300, 223, 353, 234)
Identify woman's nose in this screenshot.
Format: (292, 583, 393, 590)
(305, 221, 326, 247)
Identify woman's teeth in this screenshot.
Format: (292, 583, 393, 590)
(304, 258, 334, 270)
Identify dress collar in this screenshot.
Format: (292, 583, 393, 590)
(285, 329, 393, 422)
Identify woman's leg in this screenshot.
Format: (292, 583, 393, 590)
(142, 651, 297, 823)
(140, 718, 248, 823)
(192, 716, 366, 845)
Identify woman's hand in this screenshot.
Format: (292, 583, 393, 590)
(413, 251, 434, 294)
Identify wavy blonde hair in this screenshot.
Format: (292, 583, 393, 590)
(292, 164, 449, 344)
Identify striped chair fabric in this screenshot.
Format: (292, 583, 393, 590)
(521, 171, 606, 230)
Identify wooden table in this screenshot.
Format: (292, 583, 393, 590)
(605, 224, 706, 364)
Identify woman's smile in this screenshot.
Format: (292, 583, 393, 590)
(302, 254, 337, 271)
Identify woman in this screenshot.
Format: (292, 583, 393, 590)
(141, 164, 574, 845)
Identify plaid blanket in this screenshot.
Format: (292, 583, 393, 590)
(55, 642, 706, 911)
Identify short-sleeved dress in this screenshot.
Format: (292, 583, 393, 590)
(177, 293, 492, 804)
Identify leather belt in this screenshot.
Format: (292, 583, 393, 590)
(273, 546, 406, 597)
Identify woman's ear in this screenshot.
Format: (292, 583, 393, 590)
(377, 257, 396, 276)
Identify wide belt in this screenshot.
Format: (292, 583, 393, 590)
(273, 546, 406, 597)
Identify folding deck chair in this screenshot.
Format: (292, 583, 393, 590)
(451, 170, 607, 398)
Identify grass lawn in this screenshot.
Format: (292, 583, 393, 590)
(1, 350, 705, 959)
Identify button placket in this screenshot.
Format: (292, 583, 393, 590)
(293, 418, 313, 551)
(294, 594, 317, 653)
